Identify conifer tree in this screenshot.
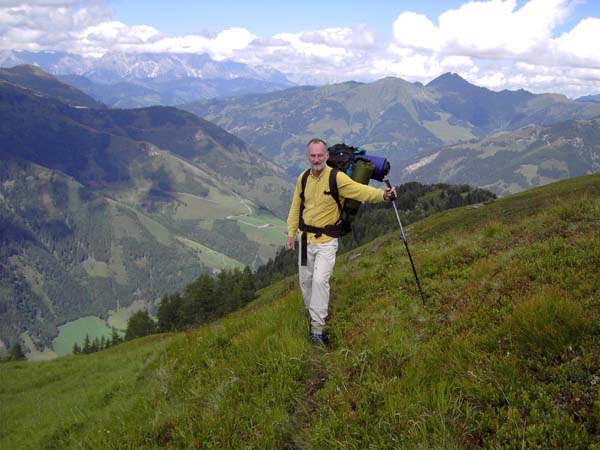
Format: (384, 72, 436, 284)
(182, 273, 215, 324)
(91, 337, 100, 353)
(125, 310, 156, 341)
(82, 334, 91, 354)
(241, 266, 256, 303)
(10, 342, 25, 361)
(157, 293, 183, 332)
(110, 327, 122, 347)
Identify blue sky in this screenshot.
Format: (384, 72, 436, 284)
(110, 1, 467, 38)
(1, 1, 600, 97)
(110, 0, 598, 38)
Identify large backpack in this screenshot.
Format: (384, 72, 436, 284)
(326, 143, 392, 235)
(327, 143, 390, 181)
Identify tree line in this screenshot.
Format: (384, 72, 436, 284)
(75, 266, 256, 353)
(72, 328, 123, 354)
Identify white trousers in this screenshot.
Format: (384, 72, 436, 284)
(299, 239, 338, 335)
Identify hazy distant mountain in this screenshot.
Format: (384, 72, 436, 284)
(0, 69, 292, 355)
(59, 74, 295, 108)
(0, 50, 292, 84)
(401, 116, 600, 195)
(576, 94, 600, 103)
(0, 50, 295, 107)
(184, 73, 600, 178)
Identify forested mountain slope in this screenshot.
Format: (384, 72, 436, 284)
(0, 70, 291, 356)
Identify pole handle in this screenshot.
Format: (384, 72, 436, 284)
(384, 179, 397, 201)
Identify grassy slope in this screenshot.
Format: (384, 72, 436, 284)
(1, 174, 599, 449)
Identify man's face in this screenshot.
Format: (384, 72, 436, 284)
(307, 142, 328, 172)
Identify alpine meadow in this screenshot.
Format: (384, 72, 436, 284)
(1, 20, 600, 449)
(1, 173, 598, 449)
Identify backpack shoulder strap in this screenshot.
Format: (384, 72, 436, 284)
(299, 169, 311, 226)
(328, 168, 342, 212)
(300, 169, 310, 205)
(300, 169, 310, 200)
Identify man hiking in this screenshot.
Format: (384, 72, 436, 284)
(286, 138, 396, 344)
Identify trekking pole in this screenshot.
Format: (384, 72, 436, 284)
(385, 179, 426, 304)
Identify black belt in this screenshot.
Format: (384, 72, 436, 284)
(298, 223, 342, 266)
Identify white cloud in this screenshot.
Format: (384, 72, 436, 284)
(299, 24, 376, 50)
(1, 0, 85, 5)
(0, 1, 256, 60)
(385, 0, 600, 97)
(1, 0, 600, 97)
(138, 27, 256, 60)
(551, 17, 600, 66)
(0, 1, 113, 51)
(393, 0, 576, 58)
(392, 12, 443, 52)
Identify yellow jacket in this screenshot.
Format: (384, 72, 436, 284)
(287, 165, 385, 244)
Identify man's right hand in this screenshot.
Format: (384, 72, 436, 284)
(285, 237, 295, 251)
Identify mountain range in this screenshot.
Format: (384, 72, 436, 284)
(184, 73, 600, 188)
(0, 50, 294, 108)
(0, 66, 291, 357)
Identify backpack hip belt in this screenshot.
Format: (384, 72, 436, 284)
(298, 222, 342, 266)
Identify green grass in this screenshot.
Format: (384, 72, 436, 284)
(175, 236, 244, 270)
(2, 173, 599, 449)
(173, 190, 248, 221)
(107, 307, 131, 331)
(236, 210, 287, 244)
(423, 112, 476, 143)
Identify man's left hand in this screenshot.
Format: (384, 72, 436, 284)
(383, 185, 396, 202)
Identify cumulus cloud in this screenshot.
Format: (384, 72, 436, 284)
(393, 0, 576, 58)
(385, 0, 600, 97)
(0, 0, 255, 59)
(1, 0, 600, 97)
(124, 27, 256, 60)
(0, 0, 112, 52)
(551, 17, 600, 66)
(299, 24, 376, 50)
(228, 24, 381, 84)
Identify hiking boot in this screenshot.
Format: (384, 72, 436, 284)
(310, 333, 327, 345)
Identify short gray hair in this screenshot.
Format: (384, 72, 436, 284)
(306, 138, 328, 149)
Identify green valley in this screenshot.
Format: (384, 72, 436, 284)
(0, 69, 292, 356)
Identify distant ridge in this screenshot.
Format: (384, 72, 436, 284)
(0, 64, 104, 108)
(577, 93, 600, 103)
(0, 50, 295, 107)
(184, 72, 600, 182)
(402, 115, 600, 195)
